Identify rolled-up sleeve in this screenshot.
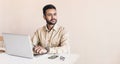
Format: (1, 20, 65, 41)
(48, 28, 70, 54)
(31, 30, 39, 46)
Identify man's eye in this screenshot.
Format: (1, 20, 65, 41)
(54, 13, 57, 16)
(47, 14, 51, 16)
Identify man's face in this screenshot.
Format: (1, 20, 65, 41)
(44, 9, 57, 25)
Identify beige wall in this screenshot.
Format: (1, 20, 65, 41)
(1, 0, 120, 64)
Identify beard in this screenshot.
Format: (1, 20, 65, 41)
(46, 19, 57, 25)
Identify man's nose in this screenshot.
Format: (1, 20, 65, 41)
(51, 15, 55, 19)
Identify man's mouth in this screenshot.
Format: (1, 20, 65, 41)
(51, 19, 56, 22)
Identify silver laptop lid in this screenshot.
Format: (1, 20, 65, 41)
(2, 33, 34, 58)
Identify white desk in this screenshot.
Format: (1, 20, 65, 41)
(0, 53, 79, 64)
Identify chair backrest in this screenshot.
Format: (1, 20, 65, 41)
(0, 36, 3, 41)
(0, 36, 5, 53)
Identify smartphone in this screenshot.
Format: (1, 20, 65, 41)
(48, 55, 58, 59)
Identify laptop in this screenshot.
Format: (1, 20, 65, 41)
(2, 33, 35, 59)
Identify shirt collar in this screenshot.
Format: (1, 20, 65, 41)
(45, 24, 59, 32)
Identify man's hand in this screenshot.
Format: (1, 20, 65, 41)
(33, 45, 47, 54)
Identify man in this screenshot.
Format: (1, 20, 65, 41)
(32, 4, 70, 55)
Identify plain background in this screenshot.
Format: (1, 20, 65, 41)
(0, 0, 120, 64)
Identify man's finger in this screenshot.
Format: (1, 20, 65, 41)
(36, 48, 42, 53)
(34, 46, 41, 51)
(39, 49, 45, 54)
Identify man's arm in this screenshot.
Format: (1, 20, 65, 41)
(31, 31, 47, 54)
(33, 45, 47, 54)
(48, 29, 70, 54)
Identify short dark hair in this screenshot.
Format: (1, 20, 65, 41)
(43, 4, 56, 16)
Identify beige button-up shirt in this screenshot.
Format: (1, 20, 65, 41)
(32, 25, 70, 54)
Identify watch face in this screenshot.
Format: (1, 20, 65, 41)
(60, 56, 65, 61)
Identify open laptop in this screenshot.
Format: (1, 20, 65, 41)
(2, 33, 35, 59)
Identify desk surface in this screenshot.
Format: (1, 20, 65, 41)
(0, 53, 79, 64)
